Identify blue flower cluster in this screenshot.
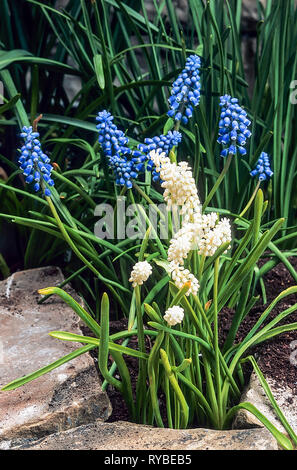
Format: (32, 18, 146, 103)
(250, 152, 273, 181)
(218, 95, 251, 157)
(137, 130, 182, 182)
(18, 126, 54, 197)
(167, 55, 201, 124)
(96, 110, 146, 189)
(138, 130, 182, 155)
(96, 110, 131, 157)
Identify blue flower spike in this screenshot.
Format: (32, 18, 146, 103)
(96, 110, 146, 189)
(167, 55, 201, 124)
(218, 95, 252, 157)
(250, 152, 273, 181)
(138, 130, 182, 182)
(18, 125, 54, 197)
(138, 130, 182, 156)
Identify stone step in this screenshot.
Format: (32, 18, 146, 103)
(234, 372, 297, 435)
(0, 267, 111, 449)
(11, 419, 278, 451)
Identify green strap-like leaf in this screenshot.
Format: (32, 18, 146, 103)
(241, 356, 297, 446)
(224, 402, 294, 450)
(39, 287, 101, 338)
(49, 330, 148, 360)
(93, 54, 105, 90)
(1, 344, 95, 391)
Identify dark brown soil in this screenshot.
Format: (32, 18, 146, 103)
(106, 319, 140, 423)
(90, 257, 297, 424)
(219, 257, 297, 394)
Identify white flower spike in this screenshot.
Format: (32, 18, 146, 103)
(129, 261, 152, 288)
(148, 149, 232, 297)
(169, 262, 200, 296)
(148, 150, 201, 222)
(164, 306, 185, 326)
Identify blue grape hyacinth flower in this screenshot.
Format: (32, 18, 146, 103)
(167, 55, 201, 124)
(96, 110, 146, 189)
(218, 95, 252, 157)
(96, 110, 131, 157)
(138, 130, 182, 182)
(250, 152, 273, 181)
(138, 130, 182, 156)
(108, 153, 139, 189)
(18, 126, 54, 197)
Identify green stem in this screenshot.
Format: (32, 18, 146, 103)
(202, 354, 220, 428)
(198, 254, 206, 280)
(182, 297, 240, 399)
(52, 170, 97, 209)
(164, 333, 173, 428)
(135, 285, 147, 423)
(202, 153, 233, 212)
(99, 293, 122, 391)
(132, 182, 166, 222)
(238, 180, 261, 219)
(148, 331, 165, 427)
(177, 372, 213, 423)
(213, 257, 223, 427)
(92, 0, 115, 113)
(160, 348, 189, 429)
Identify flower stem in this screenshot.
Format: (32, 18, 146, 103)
(238, 180, 261, 219)
(164, 333, 173, 428)
(133, 182, 166, 222)
(135, 285, 147, 423)
(213, 257, 223, 427)
(160, 348, 189, 429)
(198, 254, 206, 280)
(202, 153, 233, 212)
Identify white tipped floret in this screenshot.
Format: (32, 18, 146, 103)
(164, 306, 184, 326)
(129, 261, 152, 288)
(169, 261, 200, 296)
(148, 150, 201, 221)
(199, 217, 232, 257)
(168, 223, 195, 265)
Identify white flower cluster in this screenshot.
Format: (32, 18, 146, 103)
(129, 261, 152, 288)
(167, 223, 194, 265)
(167, 212, 221, 265)
(169, 261, 199, 296)
(164, 305, 184, 326)
(198, 217, 232, 257)
(148, 149, 232, 296)
(149, 150, 201, 222)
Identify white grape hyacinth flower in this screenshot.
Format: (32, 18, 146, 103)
(129, 261, 152, 288)
(148, 149, 232, 298)
(169, 261, 200, 296)
(164, 305, 184, 326)
(168, 212, 221, 263)
(148, 150, 201, 222)
(167, 223, 195, 265)
(199, 217, 232, 257)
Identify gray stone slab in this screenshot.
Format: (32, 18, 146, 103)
(11, 419, 278, 451)
(0, 267, 111, 446)
(233, 372, 297, 435)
